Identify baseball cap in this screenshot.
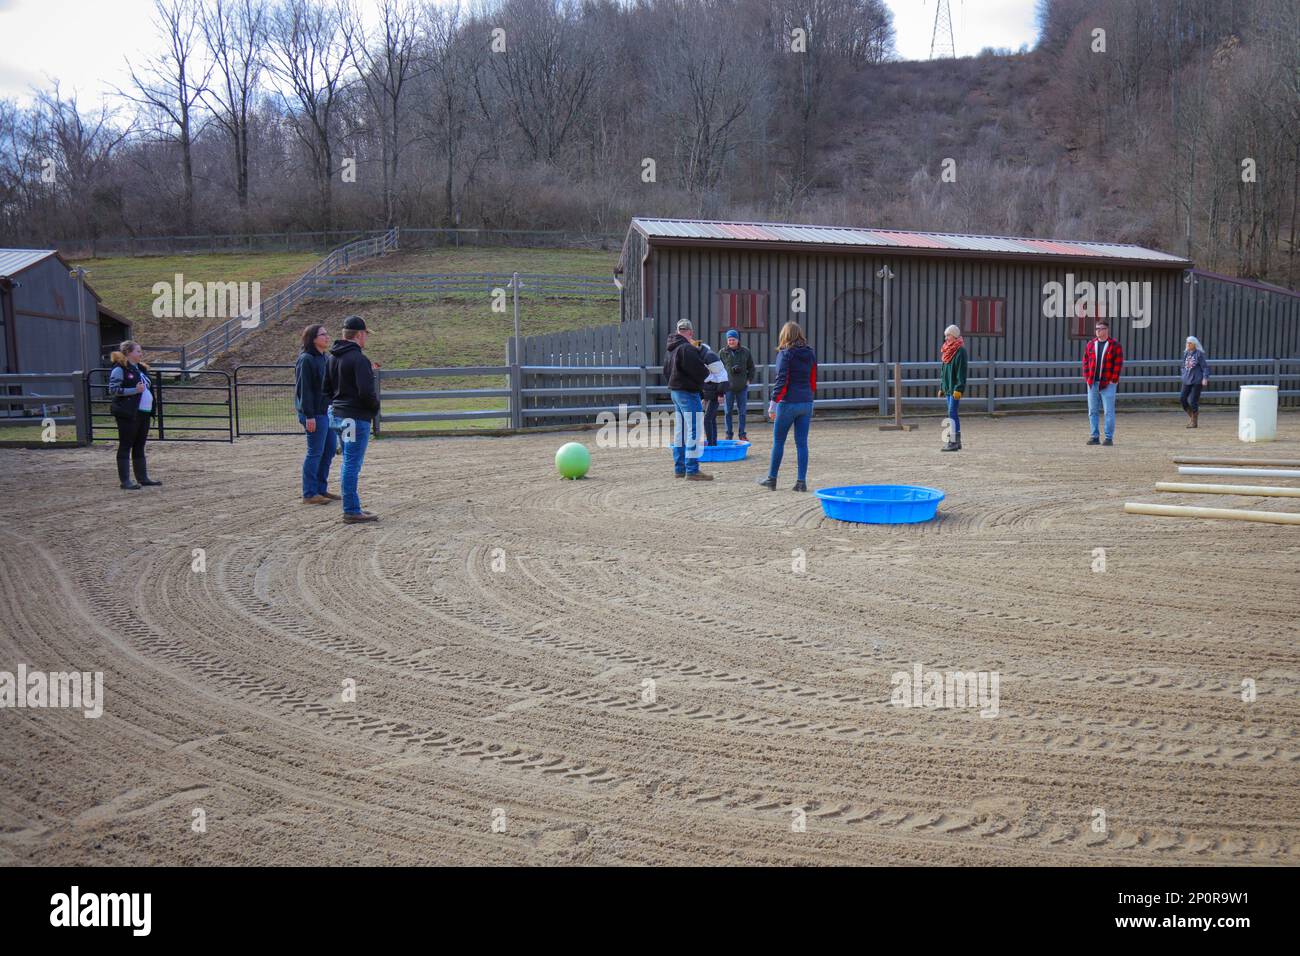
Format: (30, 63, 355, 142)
(343, 315, 371, 332)
(676, 318, 693, 331)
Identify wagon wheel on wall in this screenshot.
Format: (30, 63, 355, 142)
(831, 286, 885, 358)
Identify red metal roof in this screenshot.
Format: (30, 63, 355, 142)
(627, 218, 1191, 268)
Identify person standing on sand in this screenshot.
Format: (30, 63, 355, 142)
(107, 342, 162, 490)
(664, 318, 713, 481)
(324, 315, 382, 522)
(700, 345, 730, 447)
(757, 321, 816, 492)
(938, 324, 967, 452)
(295, 323, 339, 505)
(720, 329, 755, 440)
(1180, 336, 1210, 429)
(1082, 319, 1124, 446)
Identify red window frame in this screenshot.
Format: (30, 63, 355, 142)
(1068, 298, 1108, 339)
(960, 296, 1005, 336)
(718, 290, 768, 331)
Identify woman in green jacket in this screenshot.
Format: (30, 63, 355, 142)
(938, 324, 968, 452)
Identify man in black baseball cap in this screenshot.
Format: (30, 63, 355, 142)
(324, 314, 381, 522)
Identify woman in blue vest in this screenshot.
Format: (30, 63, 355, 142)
(107, 341, 161, 490)
(757, 321, 817, 491)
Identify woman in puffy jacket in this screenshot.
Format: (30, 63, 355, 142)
(107, 341, 161, 490)
(757, 321, 816, 492)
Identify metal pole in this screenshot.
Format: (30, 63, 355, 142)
(510, 272, 523, 429)
(876, 264, 894, 367)
(70, 267, 89, 372)
(1184, 269, 1197, 337)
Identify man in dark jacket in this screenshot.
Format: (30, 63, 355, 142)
(663, 318, 712, 480)
(720, 329, 755, 440)
(324, 315, 381, 522)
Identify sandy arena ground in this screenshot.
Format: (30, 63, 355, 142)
(1, 409, 1298, 865)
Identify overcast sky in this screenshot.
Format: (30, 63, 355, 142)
(0, 0, 1042, 105)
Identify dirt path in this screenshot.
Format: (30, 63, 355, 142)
(1, 410, 1297, 865)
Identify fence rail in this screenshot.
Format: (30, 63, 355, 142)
(5, 356, 1298, 444)
(307, 272, 618, 298)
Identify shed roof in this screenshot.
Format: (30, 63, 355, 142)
(621, 218, 1192, 270)
(0, 248, 59, 278)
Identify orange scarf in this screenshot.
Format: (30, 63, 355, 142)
(941, 336, 964, 364)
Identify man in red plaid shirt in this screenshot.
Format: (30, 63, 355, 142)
(1082, 319, 1124, 445)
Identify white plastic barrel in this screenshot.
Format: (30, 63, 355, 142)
(1238, 385, 1278, 442)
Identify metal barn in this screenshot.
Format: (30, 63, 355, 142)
(614, 218, 1300, 379)
(0, 249, 131, 375)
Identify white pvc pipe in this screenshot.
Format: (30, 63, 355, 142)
(1177, 466, 1300, 478)
(1174, 457, 1300, 467)
(1125, 502, 1300, 525)
(1155, 482, 1300, 498)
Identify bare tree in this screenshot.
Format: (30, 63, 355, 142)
(350, 0, 421, 227)
(484, 0, 602, 164)
(121, 0, 212, 232)
(266, 0, 357, 232)
(202, 0, 267, 225)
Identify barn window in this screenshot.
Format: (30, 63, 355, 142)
(1068, 299, 1107, 339)
(960, 297, 1005, 336)
(718, 290, 768, 331)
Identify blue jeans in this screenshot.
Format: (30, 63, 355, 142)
(670, 389, 704, 475)
(330, 411, 371, 514)
(1088, 382, 1117, 439)
(945, 395, 961, 437)
(725, 387, 749, 437)
(768, 401, 813, 481)
(299, 413, 336, 498)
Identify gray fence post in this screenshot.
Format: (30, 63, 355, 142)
(987, 360, 996, 414)
(73, 373, 90, 445)
(508, 338, 523, 430)
(639, 365, 648, 415)
(1275, 358, 1282, 389)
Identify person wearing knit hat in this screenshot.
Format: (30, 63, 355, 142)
(938, 324, 967, 452)
(720, 329, 755, 440)
(1180, 335, 1210, 428)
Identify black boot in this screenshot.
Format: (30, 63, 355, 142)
(756, 476, 777, 490)
(134, 456, 162, 486)
(792, 480, 807, 492)
(940, 440, 958, 452)
(119, 459, 140, 490)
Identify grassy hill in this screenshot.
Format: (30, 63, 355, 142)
(71, 251, 322, 349)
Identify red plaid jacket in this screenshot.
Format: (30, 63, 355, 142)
(1082, 337, 1124, 387)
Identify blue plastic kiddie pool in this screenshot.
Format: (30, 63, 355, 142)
(670, 439, 750, 462)
(814, 485, 945, 524)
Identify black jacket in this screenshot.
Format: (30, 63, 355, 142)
(663, 333, 708, 392)
(324, 339, 380, 422)
(295, 347, 329, 418)
(108, 362, 152, 418)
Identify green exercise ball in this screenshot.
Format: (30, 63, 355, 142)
(555, 441, 591, 479)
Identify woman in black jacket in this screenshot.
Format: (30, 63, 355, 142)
(295, 323, 337, 504)
(107, 341, 161, 490)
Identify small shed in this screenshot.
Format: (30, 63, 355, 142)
(0, 248, 131, 375)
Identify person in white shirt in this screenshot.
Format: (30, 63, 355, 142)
(699, 346, 731, 446)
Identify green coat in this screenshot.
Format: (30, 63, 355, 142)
(940, 347, 968, 397)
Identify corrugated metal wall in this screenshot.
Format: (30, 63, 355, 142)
(9, 256, 102, 373)
(635, 245, 1300, 403)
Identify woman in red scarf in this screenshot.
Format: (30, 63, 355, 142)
(938, 324, 967, 451)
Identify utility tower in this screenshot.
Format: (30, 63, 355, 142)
(930, 0, 956, 59)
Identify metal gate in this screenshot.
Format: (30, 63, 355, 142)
(234, 365, 300, 436)
(86, 368, 233, 443)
